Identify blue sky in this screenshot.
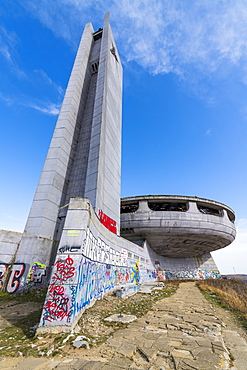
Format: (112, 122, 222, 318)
(1, 0, 247, 274)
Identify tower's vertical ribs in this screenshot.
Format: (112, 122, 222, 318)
(23, 22, 94, 241)
(85, 13, 123, 231)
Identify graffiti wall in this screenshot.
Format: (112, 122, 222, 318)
(41, 254, 141, 326)
(0, 262, 47, 293)
(156, 269, 220, 280)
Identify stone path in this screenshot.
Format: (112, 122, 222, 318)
(1, 282, 247, 369)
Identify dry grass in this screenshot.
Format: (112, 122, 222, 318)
(197, 279, 247, 330)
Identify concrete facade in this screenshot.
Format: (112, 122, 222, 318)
(7, 13, 122, 286)
(121, 195, 236, 257)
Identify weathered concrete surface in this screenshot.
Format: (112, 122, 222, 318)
(1, 282, 246, 369)
(121, 195, 236, 257)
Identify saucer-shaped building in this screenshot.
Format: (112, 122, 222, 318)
(120, 195, 236, 258)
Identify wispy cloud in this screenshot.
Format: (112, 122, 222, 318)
(0, 25, 26, 78)
(34, 69, 64, 95)
(0, 25, 17, 63)
(27, 102, 60, 115)
(0, 92, 60, 116)
(113, 0, 247, 78)
(0, 92, 15, 106)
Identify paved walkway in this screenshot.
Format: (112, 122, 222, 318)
(1, 282, 246, 369)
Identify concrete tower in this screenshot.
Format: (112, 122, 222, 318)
(15, 13, 123, 274)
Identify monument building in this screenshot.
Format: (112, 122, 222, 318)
(0, 14, 236, 331)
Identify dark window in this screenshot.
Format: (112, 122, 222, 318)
(120, 227, 134, 233)
(91, 61, 99, 74)
(197, 204, 222, 217)
(121, 202, 139, 213)
(93, 28, 103, 40)
(227, 210, 235, 223)
(148, 202, 188, 212)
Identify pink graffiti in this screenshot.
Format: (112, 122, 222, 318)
(52, 255, 75, 283)
(42, 255, 75, 323)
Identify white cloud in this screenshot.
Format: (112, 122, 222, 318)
(0, 25, 26, 78)
(0, 92, 60, 116)
(0, 92, 15, 106)
(114, 0, 247, 77)
(212, 218, 247, 274)
(26, 102, 60, 115)
(34, 69, 64, 95)
(0, 25, 16, 63)
(17, 1, 247, 84)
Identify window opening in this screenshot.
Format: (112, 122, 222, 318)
(148, 202, 188, 212)
(121, 202, 139, 213)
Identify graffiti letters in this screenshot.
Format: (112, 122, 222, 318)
(0, 263, 8, 282)
(27, 262, 46, 284)
(174, 269, 220, 279)
(0, 263, 26, 293)
(58, 245, 81, 254)
(42, 255, 75, 324)
(52, 255, 75, 285)
(82, 228, 127, 267)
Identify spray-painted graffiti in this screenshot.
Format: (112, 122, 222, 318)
(42, 255, 75, 324)
(0, 263, 26, 293)
(81, 228, 127, 266)
(27, 262, 46, 284)
(41, 253, 144, 326)
(131, 259, 140, 284)
(52, 255, 75, 284)
(40, 253, 222, 328)
(58, 245, 81, 254)
(175, 269, 220, 279)
(73, 258, 139, 316)
(160, 269, 221, 280)
(0, 263, 7, 283)
(156, 269, 165, 281)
